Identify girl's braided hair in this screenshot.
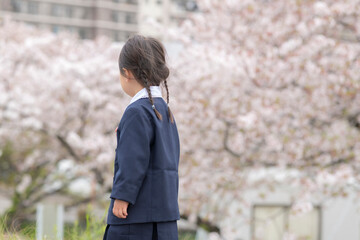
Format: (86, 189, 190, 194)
(118, 34, 174, 123)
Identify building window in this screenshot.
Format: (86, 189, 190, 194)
(11, 0, 22, 12)
(51, 4, 73, 17)
(52, 25, 60, 33)
(125, 13, 137, 24)
(252, 204, 321, 240)
(81, 8, 91, 19)
(65, 26, 75, 33)
(78, 28, 87, 39)
(126, 0, 138, 4)
(73, 7, 84, 19)
(115, 0, 136, 4)
(28, 1, 39, 14)
(51, 4, 60, 16)
(111, 11, 118, 22)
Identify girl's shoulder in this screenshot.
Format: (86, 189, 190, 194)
(119, 97, 172, 129)
(126, 97, 166, 116)
(119, 101, 153, 129)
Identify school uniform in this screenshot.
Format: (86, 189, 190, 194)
(103, 85, 180, 240)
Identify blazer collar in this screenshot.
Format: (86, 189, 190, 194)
(129, 85, 162, 105)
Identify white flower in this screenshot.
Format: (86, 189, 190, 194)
(279, 38, 302, 56)
(236, 111, 257, 129)
(79, 88, 93, 103)
(314, 1, 331, 16)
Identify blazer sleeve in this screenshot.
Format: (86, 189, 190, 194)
(110, 107, 153, 205)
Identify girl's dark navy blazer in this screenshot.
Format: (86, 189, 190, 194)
(106, 96, 180, 224)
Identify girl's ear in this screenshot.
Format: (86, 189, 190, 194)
(122, 68, 128, 77)
(125, 69, 136, 81)
(122, 68, 131, 82)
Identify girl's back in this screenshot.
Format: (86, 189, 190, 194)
(107, 95, 180, 224)
(103, 34, 180, 240)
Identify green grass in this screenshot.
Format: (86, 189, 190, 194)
(179, 231, 196, 240)
(0, 213, 34, 240)
(64, 207, 107, 240)
(0, 206, 106, 240)
(1, 207, 196, 240)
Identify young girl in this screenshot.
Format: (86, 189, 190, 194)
(103, 35, 180, 240)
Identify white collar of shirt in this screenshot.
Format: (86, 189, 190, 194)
(129, 85, 163, 105)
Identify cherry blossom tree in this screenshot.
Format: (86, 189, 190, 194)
(0, 18, 125, 226)
(1, 0, 360, 238)
(156, 0, 360, 238)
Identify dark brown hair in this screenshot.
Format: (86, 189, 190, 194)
(118, 34, 174, 123)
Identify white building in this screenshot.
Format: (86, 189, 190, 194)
(0, 0, 197, 41)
